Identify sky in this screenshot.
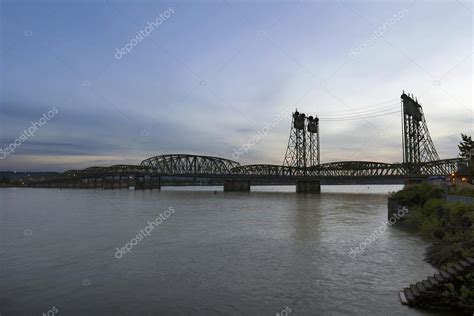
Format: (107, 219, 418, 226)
(0, 0, 472, 172)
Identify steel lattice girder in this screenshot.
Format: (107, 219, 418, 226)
(63, 165, 146, 178)
(63, 169, 85, 177)
(231, 162, 405, 178)
(139, 154, 240, 176)
(231, 164, 297, 177)
(283, 112, 320, 168)
(401, 93, 440, 164)
(59, 156, 463, 181)
(231, 159, 462, 178)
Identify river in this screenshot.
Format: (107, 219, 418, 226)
(0, 186, 449, 315)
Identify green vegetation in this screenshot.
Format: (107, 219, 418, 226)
(391, 183, 444, 208)
(392, 183, 474, 312)
(452, 189, 474, 198)
(458, 133, 474, 175)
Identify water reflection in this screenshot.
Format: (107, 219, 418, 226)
(0, 186, 448, 315)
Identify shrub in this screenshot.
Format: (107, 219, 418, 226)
(392, 183, 444, 207)
(454, 189, 474, 198)
(394, 184, 474, 312)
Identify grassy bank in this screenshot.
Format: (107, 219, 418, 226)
(391, 184, 474, 312)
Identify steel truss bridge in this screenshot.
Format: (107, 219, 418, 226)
(35, 92, 465, 190)
(57, 154, 461, 181)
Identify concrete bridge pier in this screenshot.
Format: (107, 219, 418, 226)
(119, 176, 128, 189)
(86, 177, 96, 189)
(127, 176, 135, 189)
(135, 175, 160, 190)
(151, 176, 161, 190)
(103, 176, 113, 189)
(296, 180, 321, 193)
(112, 175, 121, 189)
(135, 175, 147, 190)
(94, 177, 102, 189)
(224, 179, 250, 192)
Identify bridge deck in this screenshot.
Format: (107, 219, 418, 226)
(40, 155, 462, 185)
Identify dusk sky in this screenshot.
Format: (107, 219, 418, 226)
(0, 0, 472, 172)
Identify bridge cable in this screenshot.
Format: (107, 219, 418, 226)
(319, 110, 401, 121)
(318, 103, 400, 118)
(315, 98, 400, 115)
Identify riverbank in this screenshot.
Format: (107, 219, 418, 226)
(390, 183, 474, 313)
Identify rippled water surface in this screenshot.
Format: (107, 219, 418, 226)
(0, 186, 449, 315)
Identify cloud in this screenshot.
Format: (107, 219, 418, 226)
(0, 0, 471, 171)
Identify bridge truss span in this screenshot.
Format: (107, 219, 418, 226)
(231, 164, 298, 177)
(311, 161, 407, 178)
(39, 92, 465, 188)
(139, 154, 241, 176)
(230, 159, 463, 179)
(231, 161, 408, 179)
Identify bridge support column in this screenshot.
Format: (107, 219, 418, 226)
(135, 175, 160, 190)
(119, 176, 127, 189)
(144, 176, 152, 190)
(224, 179, 250, 192)
(128, 176, 135, 189)
(103, 176, 113, 189)
(151, 176, 161, 190)
(296, 180, 321, 193)
(135, 175, 144, 190)
(112, 175, 121, 189)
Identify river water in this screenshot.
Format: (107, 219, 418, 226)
(0, 186, 449, 315)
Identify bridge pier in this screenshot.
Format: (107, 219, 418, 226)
(118, 176, 127, 189)
(127, 176, 135, 189)
(112, 175, 121, 189)
(296, 180, 321, 193)
(86, 178, 92, 189)
(94, 177, 101, 189)
(135, 175, 160, 190)
(224, 179, 250, 192)
(103, 176, 113, 189)
(135, 176, 144, 190)
(151, 176, 161, 190)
